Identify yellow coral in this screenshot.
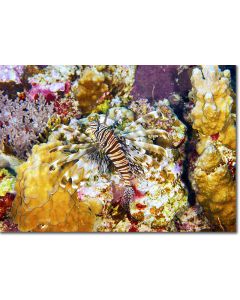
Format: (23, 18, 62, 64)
(191, 144, 236, 231)
(190, 66, 236, 151)
(93, 100, 111, 114)
(11, 142, 102, 232)
(190, 66, 236, 231)
(74, 68, 108, 114)
(73, 65, 136, 114)
(0, 168, 16, 197)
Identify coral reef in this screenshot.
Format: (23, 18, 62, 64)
(189, 66, 236, 231)
(73, 65, 136, 114)
(0, 64, 236, 233)
(11, 99, 188, 232)
(0, 92, 54, 159)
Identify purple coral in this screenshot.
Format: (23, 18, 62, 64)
(0, 92, 54, 159)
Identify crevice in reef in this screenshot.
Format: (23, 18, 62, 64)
(169, 95, 196, 207)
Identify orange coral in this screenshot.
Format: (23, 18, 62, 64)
(11, 142, 102, 232)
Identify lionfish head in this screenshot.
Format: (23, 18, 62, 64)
(86, 121, 99, 137)
(88, 121, 98, 130)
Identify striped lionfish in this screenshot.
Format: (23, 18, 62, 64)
(49, 109, 168, 220)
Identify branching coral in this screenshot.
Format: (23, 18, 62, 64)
(73, 65, 136, 114)
(189, 66, 236, 231)
(0, 92, 54, 159)
(12, 99, 188, 232)
(190, 65, 236, 152)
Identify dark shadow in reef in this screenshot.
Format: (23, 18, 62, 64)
(173, 95, 196, 206)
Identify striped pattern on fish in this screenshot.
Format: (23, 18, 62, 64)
(89, 122, 133, 187)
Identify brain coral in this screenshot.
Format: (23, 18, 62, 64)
(12, 142, 102, 232)
(189, 66, 236, 231)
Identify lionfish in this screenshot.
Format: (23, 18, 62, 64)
(48, 109, 168, 219)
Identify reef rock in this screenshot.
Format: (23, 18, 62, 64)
(189, 66, 236, 231)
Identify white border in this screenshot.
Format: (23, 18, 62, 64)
(0, 1, 239, 299)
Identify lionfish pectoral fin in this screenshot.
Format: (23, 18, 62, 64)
(128, 161, 144, 179)
(50, 143, 92, 153)
(132, 141, 167, 157)
(49, 146, 96, 192)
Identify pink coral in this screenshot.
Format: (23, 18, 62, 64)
(28, 85, 57, 102)
(26, 81, 79, 118)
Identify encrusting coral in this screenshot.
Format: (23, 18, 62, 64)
(11, 99, 188, 232)
(189, 66, 236, 231)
